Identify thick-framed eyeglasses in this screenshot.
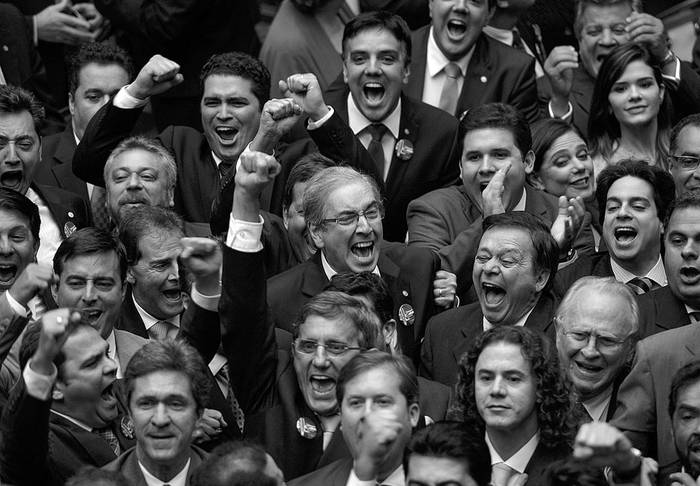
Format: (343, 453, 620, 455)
(293, 339, 364, 356)
(560, 329, 629, 352)
(320, 204, 385, 227)
(670, 155, 700, 171)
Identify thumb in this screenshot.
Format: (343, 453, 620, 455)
(557, 195, 569, 214)
(54, 0, 69, 9)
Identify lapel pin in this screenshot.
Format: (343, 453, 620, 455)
(296, 417, 318, 439)
(480, 76, 487, 83)
(67, 211, 74, 218)
(402, 290, 408, 297)
(63, 222, 77, 237)
(398, 304, 415, 326)
(2, 45, 8, 52)
(395, 139, 413, 161)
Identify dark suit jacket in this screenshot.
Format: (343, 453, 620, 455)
(104, 445, 207, 485)
(267, 246, 439, 361)
(552, 251, 613, 298)
(420, 292, 558, 386)
(0, 377, 136, 486)
(288, 458, 354, 486)
(612, 323, 700, 469)
(636, 286, 690, 339)
(523, 441, 572, 486)
(33, 183, 92, 238)
(405, 27, 540, 123)
(311, 90, 460, 242)
(34, 126, 89, 204)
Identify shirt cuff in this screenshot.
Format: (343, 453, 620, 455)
(226, 215, 264, 252)
(113, 85, 149, 109)
(661, 57, 681, 85)
(548, 100, 573, 120)
(24, 359, 57, 401)
(191, 283, 220, 312)
(5, 291, 29, 318)
(346, 469, 377, 486)
(307, 106, 335, 130)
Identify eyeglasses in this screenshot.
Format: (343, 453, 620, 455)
(670, 155, 700, 170)
(320, 205, 384, 227)
(293, 339, 364, 356)
(560, 330, 629, 352)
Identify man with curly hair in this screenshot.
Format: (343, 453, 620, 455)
(451, 325, 573, 486)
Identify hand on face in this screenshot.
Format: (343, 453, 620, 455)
(481, 164, 511, 217)
(9, 262, 54, 307)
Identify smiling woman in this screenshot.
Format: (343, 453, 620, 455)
(588, 43, 671, 174)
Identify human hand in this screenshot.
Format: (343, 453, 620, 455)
(180, 237, 221, 295)
(35, 0, 95, 45)
(126, 55, 183, 100)
(9, 263, 55, 307)
(280, 73, 330, 122)
(433, 270, 457, 308)
(31, 308, 82, 376)
(252, 98, 303, 153)
(544, 46, 578, 116)
(192, 408, 227, 443)
(626, 12, 669, 62)
(353, 409, 406, 481)
(550, 195, 584, 254)
(574, 422, 640, 472)
(481, 164, 510, 216)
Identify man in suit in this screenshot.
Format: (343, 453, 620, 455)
(104, 339, 209, 485)
(0, 84, 91, 265)
(34, 42, 133, 216)
(282, 11, 461, 242)
(420, 211, 560, 386)
(268, 165, 438, 361)
(554, 277, 638, 423)
(553, 160, 674, 298)
(453, 325, 572, 486)
(669, 114, 700, 198)
(404, 0, 540, 123)
(289, 351, 420, 486)
(190, 441, 285, 486)
(0, 308, 134, 486)
(407, 102, 587, 299)
(545, 0, 700, 139)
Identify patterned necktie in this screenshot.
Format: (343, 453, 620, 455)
(219, 362, 245, 432)
(438, 62, 462, 116)
(366, 124, 388, 180)
(626, 277, 658, 295)
(149, 320, 176, 341)
(90, 186, 111, 232)
(491, 462, 516, 486)
(218, 160, 233, 180)
(95, 425, 121, 456)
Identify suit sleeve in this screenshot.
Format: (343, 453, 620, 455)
(438, 219, 483, 300)
(179, 303, 221, 364)
(406, 196, 456, 252)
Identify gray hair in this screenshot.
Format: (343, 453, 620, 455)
(574, 0, 642, 39)
(103, 136, 177, 190)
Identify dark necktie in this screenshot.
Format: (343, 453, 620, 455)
(438, 62, 462, 116)
(218, 160, 233, 180)
(511, 29, 526, 52)
(90, 186, 111, 232)
(95, 425, 121, 456)
(366, 124, 388, 180)
(626, 277, 659, 295)
(218, 362, 245, 432)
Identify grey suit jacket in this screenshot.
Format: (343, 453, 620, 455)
(104, 445, 207, 485)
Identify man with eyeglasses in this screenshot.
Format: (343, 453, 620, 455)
(669, 114, 700, 197)
(268, 165, 439, 361)
(554, 277, 638, 424)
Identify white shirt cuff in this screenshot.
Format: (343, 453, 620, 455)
(306, 106, 335, 130)
(190, 283, 220, 312)
(346, 469, 377, 486)
(225, 215, 264, 252)
(662, 57, 681, 84)
(23, 359, 57, 401)
(113, 85, 149, 109)
(548, 100, 573, 120)
(5, 291, 29, 318)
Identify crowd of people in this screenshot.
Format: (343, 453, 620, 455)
(2, 0, 700, 484)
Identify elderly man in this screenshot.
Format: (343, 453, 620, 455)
(289, 351, 421, 486)
(103, 339, 210, 485)
(0, 85, 90, 264)
(545, 0, 700, 138)
(554, 160, 675, 297)
(404, 0, 540, 122)
(407, 102, 588, 299)
(421, 211, 559, 386)
(669, 114, 700, 197)
(555, 277, 638, 423)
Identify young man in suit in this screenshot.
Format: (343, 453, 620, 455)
(0, 84, 91, 264)
(669, 114, 700, 198)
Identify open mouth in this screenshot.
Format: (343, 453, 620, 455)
(100, 381, 117, 406)
(162, 288, 182, 302)
(215, 126, 238, 143)
(363, 82, 385, 105)
(0, 263, 18, 285)
(0, 170, 24, 190)
(479, 181, 491, 192)
(680, 266, 700, 285)
(446, 18, 467, 38)
(81, 308, 104, 325)
(570, 176, 589, 189)
(309, 375, 336, 396)
(481, 282, 506, 306)
(351, 241, 374, 259)
(614, 227, 637, 244)
(574, 361, 603, 375)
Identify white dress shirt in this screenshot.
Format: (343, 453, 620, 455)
(138, 458, 190, 486)
(25, 187, 62, 265)
(346, 464, 405, 486)
(609, 255, 667, 287)
(582, 386, 613, 422)
(486, 431, 540, 474)
(422, 27, 473, 109)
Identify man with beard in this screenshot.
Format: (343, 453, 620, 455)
(0, 84, 90, 264)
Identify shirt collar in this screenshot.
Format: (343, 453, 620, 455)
(426, 26, 473, 78)
(348, 464, 404, 486)
(132, 294, 181, 331)
(212, 152, 222, 168)
(609, 255, 667, 286)
(105, 329, 123, 379)
(138, 457, 191, 486)
(347, 92, 401, 140)
(50, 410, 94, 432)
(482, 25, 514, 46)
(485, 430, 540, 474)
(321, 251, 380, 281)
(512, 187, 527, 211)
(483, 304, 534, 332)
(582, 386, 613, 422)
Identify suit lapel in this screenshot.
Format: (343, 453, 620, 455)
(385, 97, 419, 201)
(54, 128, 77, 165)
(50, 413, 117, 465)
(453, 307, 483, 365)
(654, 288, 690, 332)
(303, 253, 331, 298)
(456, 35, 492, 119)
(524, 292, 556, 334)
(52, 163, 89, 201)
(117, 287, 149, 338)
(405, 26, 429, 100)
(524, 184, 556, 223)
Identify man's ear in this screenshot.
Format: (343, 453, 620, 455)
(534, 267, 550, 293)
(68, 92, 75, 117)
(126, 267, 135, 286)
(523, 150, 535, 175)
(342, 62, 349, 85)
(308, 223, 325, 250)
(409, 402, 420, 428)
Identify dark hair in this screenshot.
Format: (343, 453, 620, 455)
(68, 42, 134, 95)
(124, 339, 211, 413)
(452, 326, 573, 448)
(545, 459, 608, 486)
(119, 206, 185, 265)
(327, 271, 394, 325)
(669, 361, 700, 418)
(404, 421, 491, 486)
(342, 11, 412, 65)
(588, 43, 671, 168)
(482, 212, 559, 293)
(459, 103, 531, 160)
(0, 84, 45, 131)
(190, 441, 278, 486)
(290, 0, 334, 14)
(282, 153, 335, 210)
(336, 350, 419, 405)
(663, 190, 700, 232)
(670, 113, 700, 154)
(573, 0, 641, 39)
(531, 118, 586, 173)
(0, 187, 40, 244)
(595, 158, 676, 226)
(66, 466, 131, 486)
(200, 52, 270, 109)
(53, 227, 128, 283)
(292, 291, 384, 349)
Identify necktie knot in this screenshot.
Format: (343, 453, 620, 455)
(491, 462, 516, 486)
(626, 277, 657, 295)
(149, 320, 177, 341)
(512, 29, 525, 51)
(95, 425, 121, 456)
(218, 160, 234, 179)
(443, 62, 462, 79)
(367, 123, 388, 142)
